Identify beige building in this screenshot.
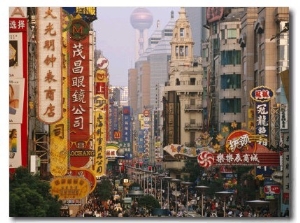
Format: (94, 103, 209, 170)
(162, 8, 204, 173)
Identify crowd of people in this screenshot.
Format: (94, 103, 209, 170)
(71, 181, 283, 218)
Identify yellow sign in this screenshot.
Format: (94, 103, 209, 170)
(50, 176, 91, 200)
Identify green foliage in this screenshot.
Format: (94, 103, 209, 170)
(93, 177, 114, 202)
(138, 194, 160, 210)
(182, 158, 200, 182)
(9, 167, 63, 217)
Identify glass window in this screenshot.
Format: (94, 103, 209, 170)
(221, 50, 241, 65)
(228, 29, 237, 39)
(220, 98, 241, 113)
(221, 74, 241, 89)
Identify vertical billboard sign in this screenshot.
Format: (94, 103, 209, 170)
(9, 7, 28, 169)
(36, 7, 63, 124)
(69, 16, 91, 168)
(122, 106, 131, 143)
(112, 106, 119, 139)
(250, 86, 274, 146)
(49, 9, 71, 177)
(122, 106, 132, 159)
(93, 68, 108, 176)
(282, 151, 290, 203)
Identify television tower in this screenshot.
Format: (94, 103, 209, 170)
(130, 7, 153, 61)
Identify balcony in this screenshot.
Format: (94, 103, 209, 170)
(184, 123, 203, 131)
(184, 104, 203, 112)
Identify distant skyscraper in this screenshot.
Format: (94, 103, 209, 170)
(130, 7, 153, 61)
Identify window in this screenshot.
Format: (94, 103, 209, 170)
(212, 22, 218, 34)
(220, 74, 241, 89)
(179, 46, 184, 56)
(190, 78, 196, 85)
(180, 28, 185, 37)
(227, 29, 237, 39)
(221, 50, 241, 65)
(220, 98, 241, 113)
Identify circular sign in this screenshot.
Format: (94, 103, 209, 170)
(70, 19, 89, 40)
(143, 110, 150, 117)
(97, 57, 109, 69)
(96, 69, 107, 81)
(197, 151, 214, 168)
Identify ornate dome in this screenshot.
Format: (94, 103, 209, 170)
(130, 7, 153, 30)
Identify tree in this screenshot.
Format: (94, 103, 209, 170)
(93, 177, 114, 202)
(9, 166, 63, 217)
(137, 194, 160, 213)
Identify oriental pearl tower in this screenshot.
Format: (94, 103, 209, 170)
(130, 8, 153, 61)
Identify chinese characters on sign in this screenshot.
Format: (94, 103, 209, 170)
(37, 7, 62, 123)
(250, 86, 274, 147)
(69, 17, 91, 168)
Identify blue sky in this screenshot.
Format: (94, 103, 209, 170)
(93, 7, 180, 87)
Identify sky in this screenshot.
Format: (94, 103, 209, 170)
(3, 1, 300, 223)
(94, 7, 180, 87)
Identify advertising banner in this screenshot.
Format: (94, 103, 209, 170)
(9, 124, 22, 168)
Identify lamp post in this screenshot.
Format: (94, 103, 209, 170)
(163, 176, 172, 210)
(181, 181, 193, 211)
(215, 191, 233, 217)
(158, 174, 165, 207)
(152, 172, 159, 198)
(195, 185, 209, 217)
(171, 178, 181, 214)
(143, 170, 146, 194)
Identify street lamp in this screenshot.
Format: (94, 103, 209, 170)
(215, 191, 233, 217)
(181, 181, 193, 211)
(171, 178, 181, 214)
(152, 172, 159, 198)
(158, 174, 165, 207)
(195, 185, 209, 217)
(163, 176, 172, 210)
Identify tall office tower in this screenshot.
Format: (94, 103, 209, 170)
(130, 7, 153, 61)
(149, 10, 176, 108)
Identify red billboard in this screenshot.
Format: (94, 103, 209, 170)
(69, 18, 91, 168)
